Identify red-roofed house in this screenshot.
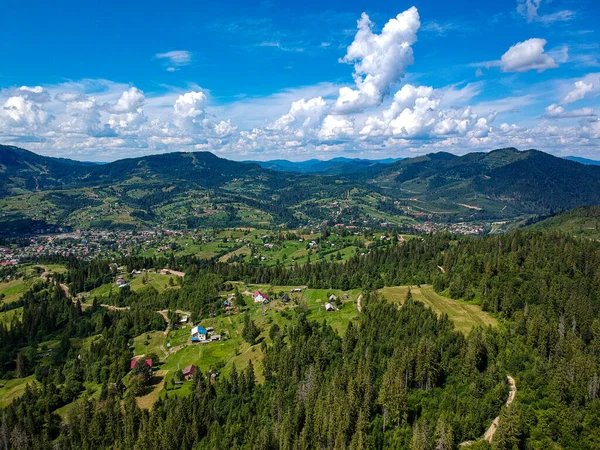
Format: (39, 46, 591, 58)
(130, 359, 153, 370)
(183, 365, 197, 381)
(253, 290, 268, 303)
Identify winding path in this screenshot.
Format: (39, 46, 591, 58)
(356, 294, 363, 312)
(460, 375, 517, 447)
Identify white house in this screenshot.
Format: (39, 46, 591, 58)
(253, 290, 269, 303)
(324, 302, 336, 312)
(191, 326, 207, 342)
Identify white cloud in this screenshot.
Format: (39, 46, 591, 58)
(4, 8, 600, 161)
(500, 38, 559, 73)
(0, 95, 51, 130)
(318, 115, 355, 140)
(213, 120, 237, 137)
(106, 87, 146, 114)
(544, 104, 595, 119)
(173, 91, 208, 129)
(258, 41, 304, 52)
(334, 7, 420, 114)
(517, 0, 574, 24)
(358, 84, 489, 139)
(562, 81, 594, 104)
(517, 0, 541, 22)
(155, 50, 192, 71)
(271, 97, 328, 133)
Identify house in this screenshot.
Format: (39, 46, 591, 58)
(324, 302, 336, 312)
(253, 290, 269, 303)
(130, 359, 153, 370)
(329, 294, 337, 302)
(191, 325, 207, 342)
(205, 327, 214, 333)
(211, 334, 222, 341)
(180, 315, 188, 323)
(223, 299, 232, 308)
(291, 288, 303, 293)
(280, 293, 290, 302)
(183, 365, 196, 381)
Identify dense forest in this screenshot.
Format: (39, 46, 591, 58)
(1, 230, 600, 448)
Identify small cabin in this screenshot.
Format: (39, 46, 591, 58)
(183, 365, 196, 381)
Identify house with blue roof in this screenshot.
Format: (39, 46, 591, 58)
(191, 325, 207, 342)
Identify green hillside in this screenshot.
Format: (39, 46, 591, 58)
(526, 206, 600, 239)
(2, 145, 600, 233)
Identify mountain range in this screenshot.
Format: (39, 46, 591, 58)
(247, 157, 402, 175)
(1, 145, 600, 233)
(563, 156, 600, 166)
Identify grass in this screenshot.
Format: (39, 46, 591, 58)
(130, 284, 362, 408)
(0, 376, 36, 407)
(378, 285, 497, 334)
(136, 369, 168, 409)
(54, 382, 102, 418)
(0, 307, 24, 329)
(0, 279, 27, 304)
(87, 271, 179, 298)
(133, 331, 167, 357)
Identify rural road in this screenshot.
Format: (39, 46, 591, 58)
(157, 309, 192, 335)
(356, 294, 363, 312)
(460, 375, 517, 447)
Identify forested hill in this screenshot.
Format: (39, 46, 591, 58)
(248, 157, 401, 175)
(2, 230, 600, 448)
(2, 145, 600, 231)
(0, 145, 298, 193)
(526, 205, 600, 239)
(364, 148, 600, 213)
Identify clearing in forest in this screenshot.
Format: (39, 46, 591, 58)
(377, 285, 497, 334)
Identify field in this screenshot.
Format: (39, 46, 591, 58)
(86, 271, 180, 298)
(0, 306, 24, 329)
(131, 283, 498, 408)
(0, 264, 67, 306)
(527, 207, 600, 239)
(0, 376, 36, 407)
(132, 284, 362, 408)
(377, 285, 497, 334)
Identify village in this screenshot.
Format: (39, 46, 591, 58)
(0, 221, 492, 270)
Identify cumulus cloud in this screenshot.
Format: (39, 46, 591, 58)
(334, 7, 420, 114)
(106, 87, 146, 114)
(3, 8, 600, 161)
(544, 104, 595, 119)
(358, 84, 490, 139)
(272, 97, 328, 133)
(318, 115, 355, 140)
(173, 91, 208, 129)
(562, 81, 594, 104)
(213, 120, 237, 137)
(0, 95, 51, 130)
(155, 50, 192, 71)
(500, 38, 559, 72)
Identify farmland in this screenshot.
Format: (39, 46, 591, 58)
(377, 285, 498, 334)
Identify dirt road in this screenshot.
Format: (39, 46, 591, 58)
(483, 376, 517, 443)
(460, 375, 517, 447)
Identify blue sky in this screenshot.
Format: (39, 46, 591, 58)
(1, 0, 599, 161)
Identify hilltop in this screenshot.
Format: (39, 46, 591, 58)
(1, 145, 600, 233)
(365, 148, 600, 216)
(525, 206, 600, 239)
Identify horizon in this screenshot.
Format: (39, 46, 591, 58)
(1, 1, 600, 162)
(6, 143, 600, 165)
